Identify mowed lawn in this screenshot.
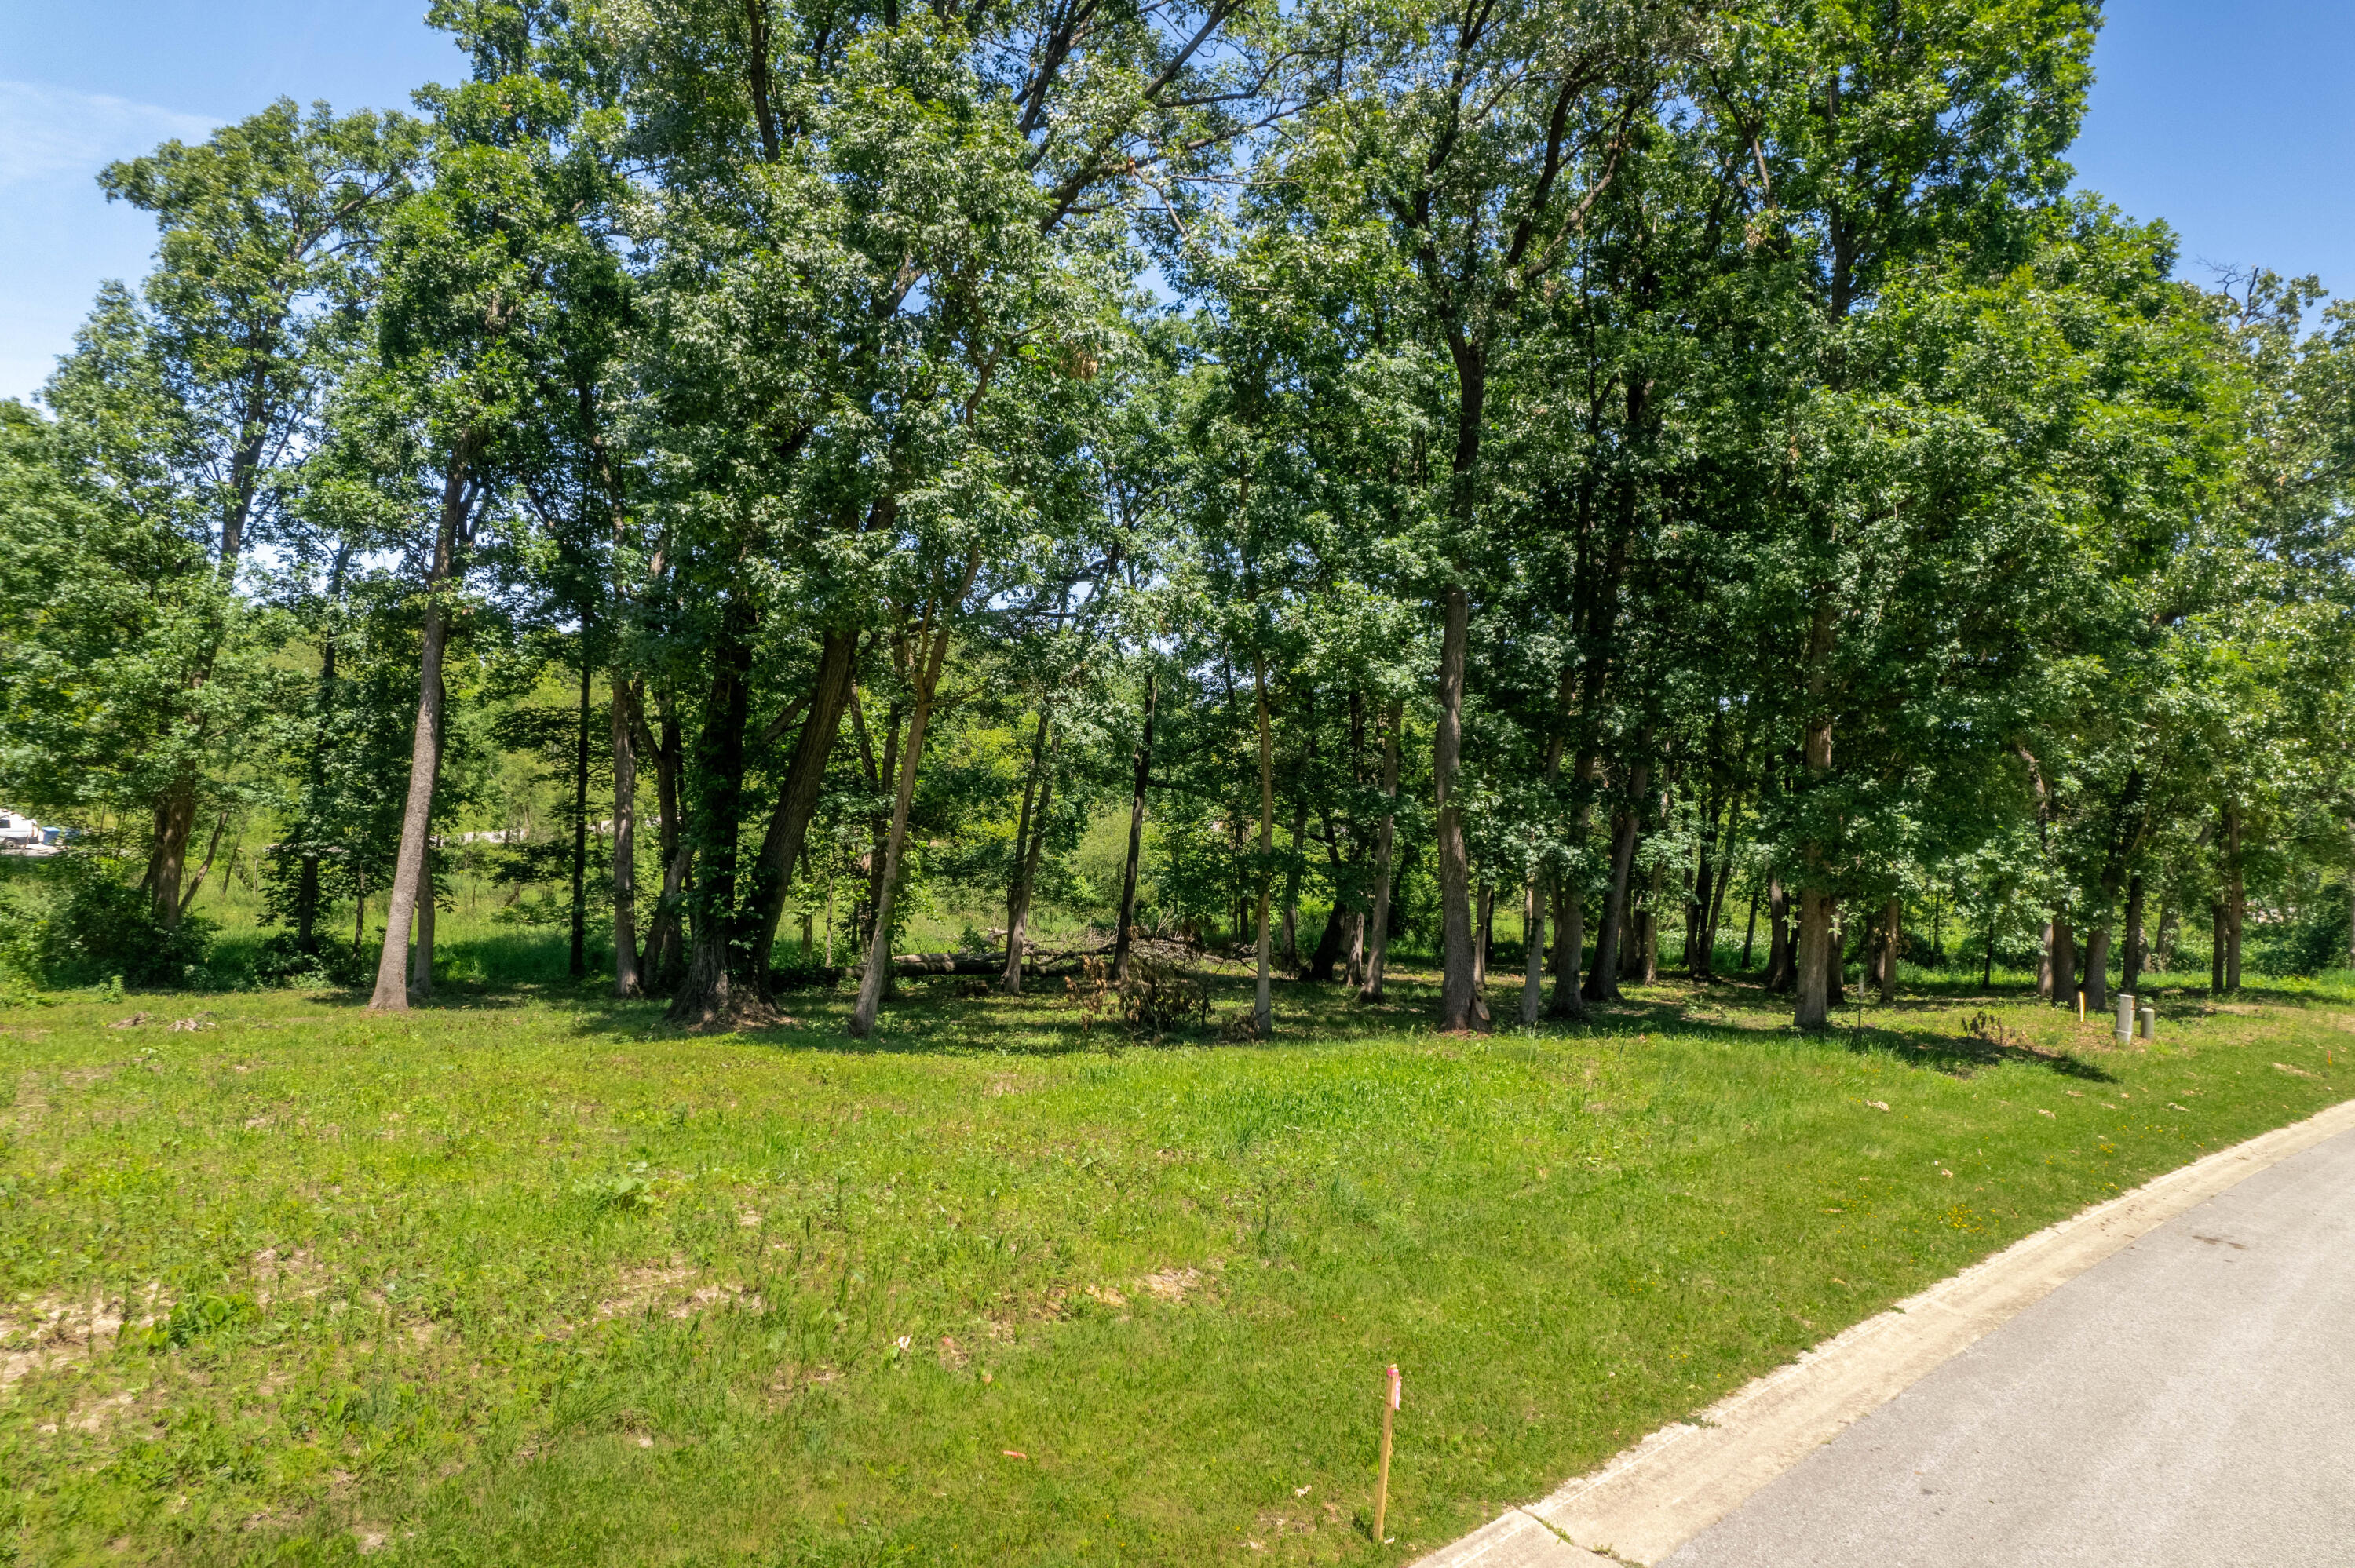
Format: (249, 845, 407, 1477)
(2, 967, 2350, 1566)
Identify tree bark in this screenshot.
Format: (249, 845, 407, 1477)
(1252, 658, 1276, 1037)
(2210, 900, 2226, 995)
(611, 677, 641, 997)
(2223, 805, 2244, 991)
(1434, 586, 1479, 1030)
(1359, 698, 1403, 1003)
(1280, 798, 1309, 974)
(1002, 713, 1057, 995)
(643, 698, 688, 991)
(2120, 873, 2145, 996)
(1584, 759, 1648, 1002)
(407, 685, 447, 1003)
(569, 646, 593, 980)
(1765, 879, 1792, 991)
(1878, 895, 1901, 1003)
(1473, 881, 1493, 990)
(2045, 916, 2076, 1008)
(666, 595, 758, 1024)
(1112, 672, 1156, 981)
(746, 629, 862, 994)
(371, 448, 475, 1011)
(2083, 925, 2111, 1012)
(146, 787, 196, 930)
(849, 605, 958, 1039)
(1793, 596, 1837, 1030)
(1548, 754, 1597, 1020)
(1519, 873, 1545, 1024)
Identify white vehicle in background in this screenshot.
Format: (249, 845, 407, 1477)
(0, 811, 59, 855)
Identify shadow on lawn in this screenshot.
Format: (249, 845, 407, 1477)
(328, 958, 2116, 1088)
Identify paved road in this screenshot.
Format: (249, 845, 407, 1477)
(1662, 1125, 2355, 1567)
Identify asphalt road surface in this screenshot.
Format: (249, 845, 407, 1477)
(1663, 1122, 2355, 1568)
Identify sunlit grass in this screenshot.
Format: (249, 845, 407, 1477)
(1, 950, 2348, 1566)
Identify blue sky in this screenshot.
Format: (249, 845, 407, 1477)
(2, 2, 2350, 402)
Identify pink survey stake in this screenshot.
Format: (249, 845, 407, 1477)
(1387, 1364, 1400, 1409)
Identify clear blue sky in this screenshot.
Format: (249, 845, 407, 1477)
(2, 2, 2350, 401)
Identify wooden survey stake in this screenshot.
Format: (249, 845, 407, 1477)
(1375, 1363, 1400, 1542)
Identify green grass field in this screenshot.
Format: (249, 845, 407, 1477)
(2, 942, 2350, 1566)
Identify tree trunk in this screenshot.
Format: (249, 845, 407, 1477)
(1112, 672, 1156, 981)
(611, 678, 641, 997)
(2120, 873, 2145, 996)
(1434, 586, 1479, 1030)
(2045, 916, 2076, 1009)
(1002, 710, 1050, 990)
(2224, 805, 2244, 991)
(849, 608, 957, 1038)
(1879, 895, 1901, 1003)
(1280, 797, 1308, 973)
(1795, 883, 1836, 1030)
(1765, 879, 1793, 993)
(644, 699, 688, 991)
(1584, 759, 1648, 1003)
(569, 647, 592, 980)
(1704, 791, 1743, 972)
(1794, 596, 1836, 1030)
(1519, 873, 1545, 1024)
(1359, 698, 1403, 1003)
(147, 786, 197, 931)
(746, 629, 862, 993)
(2210, 901, 2226, 994)
(2083, 925, 2111, 1012)
(1002, 717, 1057, 996)
(410, 850, 436, 1001)
(1309, 899, 1347, 984)
(666, 596, 758, 1025)
(1639, 856, 1662, 984)
(1252, 658, 1276, 1037)
(1550, 756, 1597, 1019)
(1740, 881, 1760, 971)
(371, 450, 474, 1012)
(1473, 881, 1493, 990)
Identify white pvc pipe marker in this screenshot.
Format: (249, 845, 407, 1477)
(2116, 991, 2136, 1043)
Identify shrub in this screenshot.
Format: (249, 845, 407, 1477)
(0, 860, 214, 988)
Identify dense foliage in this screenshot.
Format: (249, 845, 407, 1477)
(2, 0, 2350, 1029)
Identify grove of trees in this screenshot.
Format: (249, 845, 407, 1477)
(4, 0, 2352, 1034)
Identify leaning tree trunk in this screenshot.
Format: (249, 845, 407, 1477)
(1584, 760, 1648, 1003)
(1359, 698, 1403, 1003)
(1433, 586, 1479, 1031)
(747, 629, 862, 993)
(849, 560, 977, 1037)
(1112, 672, 1156, 982)
(1002, 720, 1057, 997)
(371, 450, 474, 1012)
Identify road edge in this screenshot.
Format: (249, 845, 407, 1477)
(1410, 1092, 2355, 1568)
